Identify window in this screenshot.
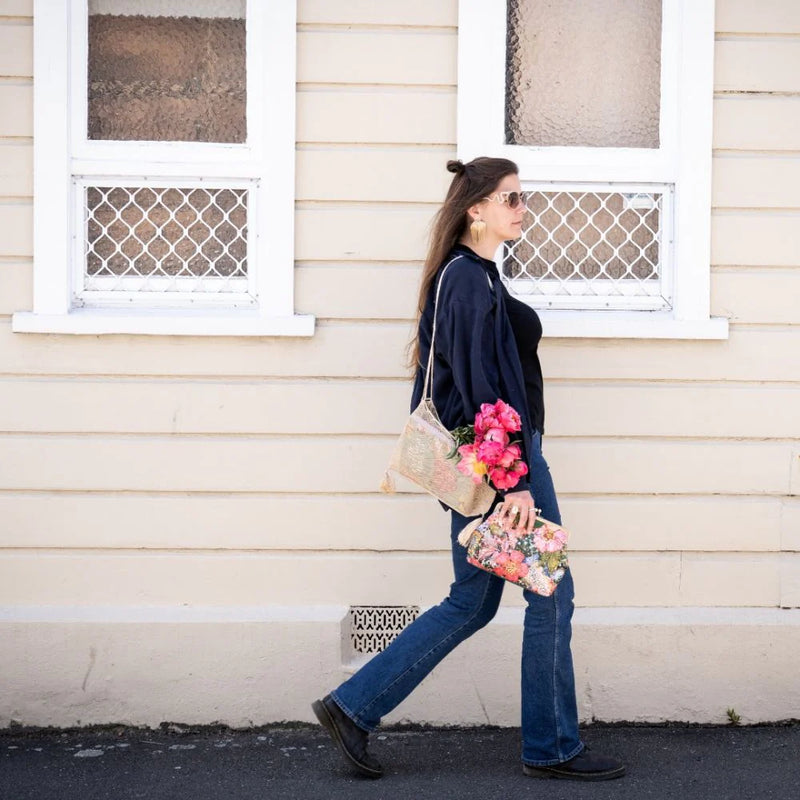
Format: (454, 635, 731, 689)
(14, 0, 313, 336)
(458, 0, 727, 339)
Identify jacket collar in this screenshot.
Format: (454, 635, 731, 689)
(451, 243, 501, 282)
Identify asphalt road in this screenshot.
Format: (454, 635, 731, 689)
(2, 722, 799, 800)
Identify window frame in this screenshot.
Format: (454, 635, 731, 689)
(14, 0, 314, 337)
(457, 0, 728, 339)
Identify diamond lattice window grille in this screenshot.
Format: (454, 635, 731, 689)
(503, 184, 673, 311)
(76, 180, 256, 306)
(348, 606, 420, 655)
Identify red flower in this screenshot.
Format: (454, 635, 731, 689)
(492, 550, 529, 581)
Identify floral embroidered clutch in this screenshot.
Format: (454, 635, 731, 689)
(460, 506, 570, 596)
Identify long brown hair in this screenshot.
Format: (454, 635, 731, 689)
(407, 156, 519, 371)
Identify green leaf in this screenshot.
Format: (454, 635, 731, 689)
(451, 425, 476, 446)
(447, 424, 476, 460)
(543, 553, 563, 573)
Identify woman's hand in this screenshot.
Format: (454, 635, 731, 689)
(496, 489, 537, 534)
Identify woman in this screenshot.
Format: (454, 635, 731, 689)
(312, 157, 625, 782)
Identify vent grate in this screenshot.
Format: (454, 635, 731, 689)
(348, 605, 420, 655)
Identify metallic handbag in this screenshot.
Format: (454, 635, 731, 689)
(457, 504, 570, 596)
(380, 256, 496, 518)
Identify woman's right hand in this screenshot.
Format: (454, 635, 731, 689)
(495, 489, 537, 534)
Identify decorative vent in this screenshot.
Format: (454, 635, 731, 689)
(503, 185, 672, 311)
(348, 606, 420, 655)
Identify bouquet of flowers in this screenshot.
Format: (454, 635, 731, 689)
(449, 399, 529, 492)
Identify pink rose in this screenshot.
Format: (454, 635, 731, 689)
(510, 460, 528, 479)
(498, 443, 522, 468)
(482, 426, 510, 446)
(474, 400, 523, 436)
(494, 400, 522, 433)
(489, 467, 520, 491)
(476, 440, 505, 467)
(474, 404, 499, 436)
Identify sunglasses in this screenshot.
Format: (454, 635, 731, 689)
(483, 191, 524, 209)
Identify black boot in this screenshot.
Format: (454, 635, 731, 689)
(311, 694, 383, 779)
(523, 744, 626, 781)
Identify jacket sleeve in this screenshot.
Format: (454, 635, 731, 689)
(436, 290, 531, 498)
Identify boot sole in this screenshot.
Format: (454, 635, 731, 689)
(311, 699, 383, 779)
(523, 763, 626, 781)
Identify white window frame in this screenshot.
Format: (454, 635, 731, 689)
(458, 0, 728, 339)
(14, 0, 314, 337)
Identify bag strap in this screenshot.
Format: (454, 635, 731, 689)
(421, 254, 493, 402)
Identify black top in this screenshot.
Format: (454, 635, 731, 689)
(501, 285, 545, 435)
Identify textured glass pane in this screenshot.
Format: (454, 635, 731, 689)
(506, 0, 661, 148)
(85, 185, 248, 292)
(87, 1, 246, 142)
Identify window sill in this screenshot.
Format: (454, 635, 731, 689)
(537, 311, 729, 340)
(11, 309, 316, 337)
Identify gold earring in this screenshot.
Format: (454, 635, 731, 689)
(470, 219, 486, 245)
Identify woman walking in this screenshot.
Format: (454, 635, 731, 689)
(312, 157, 625, 782)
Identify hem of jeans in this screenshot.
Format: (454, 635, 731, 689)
(328, 690, 377, 734)
(522, 740, 585, 768)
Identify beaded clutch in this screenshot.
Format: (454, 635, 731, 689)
(457, 505, 570, 596)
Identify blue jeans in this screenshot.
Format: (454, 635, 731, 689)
(330, 431, 584, 766)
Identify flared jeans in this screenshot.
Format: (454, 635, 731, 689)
(330, 431, 584, 766)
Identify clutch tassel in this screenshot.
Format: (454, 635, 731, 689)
(457, 516, 483, 547)
(380, 471, 396, 494)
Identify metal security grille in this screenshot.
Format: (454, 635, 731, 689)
(503, 185, 673, 311)
(348, 606, 420, 655)
(77, 181, 255, 304)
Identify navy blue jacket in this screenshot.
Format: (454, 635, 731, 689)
(410, 244, 533, 500)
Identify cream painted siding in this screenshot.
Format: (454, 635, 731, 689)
(1, 0, 800, 727)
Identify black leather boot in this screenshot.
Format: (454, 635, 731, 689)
(311, 694, 383, 779)
(523, 744, 626, 781)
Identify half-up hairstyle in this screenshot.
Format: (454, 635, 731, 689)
(406, 156, 519, 371)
